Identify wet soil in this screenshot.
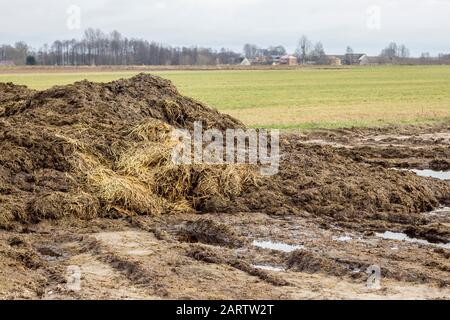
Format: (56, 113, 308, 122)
(1, 123, 449, 299)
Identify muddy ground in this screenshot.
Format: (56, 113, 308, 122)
(1, 122, 448, 300)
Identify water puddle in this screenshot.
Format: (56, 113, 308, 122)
(252, 264, 285, 272)
(252, 240, 304, 253)
(332, 235, 353, 242)
(410, 169, 450, 180)
(126, 249, 153, 256)
(428, 206, 450, 215)
(376, 231, 450, 249)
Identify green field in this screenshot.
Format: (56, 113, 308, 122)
(1, 66, 449, 129)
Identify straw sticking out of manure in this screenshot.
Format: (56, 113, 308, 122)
(0, 73, 254, 228)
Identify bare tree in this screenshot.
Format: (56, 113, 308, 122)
(380, 42, 398, 60)
(13, 42, 29, 64)
(380, 42, 409, 61)
(398, 44, 410, 58)
(268, 45, 286, 56)
(243, 44, 259, 59)
(311, 42, 325, 62)
(296, 35, 311, 64)
(17, 28, 239, 66)
(0, 43, 30, 65)
(346, 46, 354, 64)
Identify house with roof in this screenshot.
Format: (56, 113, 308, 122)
(240, 57, 251, 66)
(279, 55, 298, 65)
(334, 53, 367, 65)
(319, 55, 342, 65)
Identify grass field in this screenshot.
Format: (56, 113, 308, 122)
(1, 66, 449, 129)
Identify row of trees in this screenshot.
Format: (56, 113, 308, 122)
(244, 36, 450, 65)
(293, 36, 413, 64)
(242, 37, 327, 65)
(0, 42, 30, 65)
(294, 36, 326, 64)
(243, 36, 414, 65)
(379, 42, 410, 59)
(1, 29, 448, 66)
(1, 29, 241, 66)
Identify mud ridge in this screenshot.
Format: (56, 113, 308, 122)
(187, 244, 289, 286)
(80, 236, 167, 295)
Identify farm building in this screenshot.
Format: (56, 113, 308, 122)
(252, 56, 272, 65)
(240, 57, 251, 66)
(319, 55, 342, 65)
(360, 56, 381, 65)
(335, 53, 367, 65)
(271, 55, 281, 65)
(279, 55, 298, 65)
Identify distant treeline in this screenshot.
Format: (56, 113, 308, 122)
(1, 29, 450, 66)
(0, 29, 241, 66)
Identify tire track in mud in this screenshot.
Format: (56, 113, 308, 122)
(78, 234, 169, 297)
(1, 232, 76, 299)
(186, 244, 290, 287)
(90, 228, 288, 297)
(132, 215, 291, 287)
(1, 217, 449, 299)
(2, 222, 291, 299)
(1, 229, 165, 299)
(131, 213, 450, 289)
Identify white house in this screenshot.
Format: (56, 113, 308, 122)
(240, 58, 251, 66)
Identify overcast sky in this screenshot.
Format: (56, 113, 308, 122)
(1, 0, 449, 56)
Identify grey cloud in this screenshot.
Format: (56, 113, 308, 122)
(0, 0, 449, 56)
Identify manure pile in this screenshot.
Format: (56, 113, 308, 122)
(1, 74, 449, 234)
(0, 74, 254, 228)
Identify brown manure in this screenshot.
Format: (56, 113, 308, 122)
(287, 250, 347, 276)
(0, 73, 253, 227)
(179, 218, 247, 248)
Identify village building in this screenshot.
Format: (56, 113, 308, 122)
(359, 56, 392, 65)
(279, 55, 298, 65)
(251, 55, 272, 65)
(335, 53, 367, 65)
(271, 55, 281, 65)
(319, 55, 342, 66)
(240, 57, 251, 66)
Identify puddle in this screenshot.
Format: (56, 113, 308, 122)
(126, 249, 153, 256)
(376, 231, 450, 249)
(252, 240, 304, 253)
(252, 264, 285, 272)
(332, 235, 352, 242)
(428, 206, 450, 215)
(410, 169, 450, 180)
(392, 168, 450, 180)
